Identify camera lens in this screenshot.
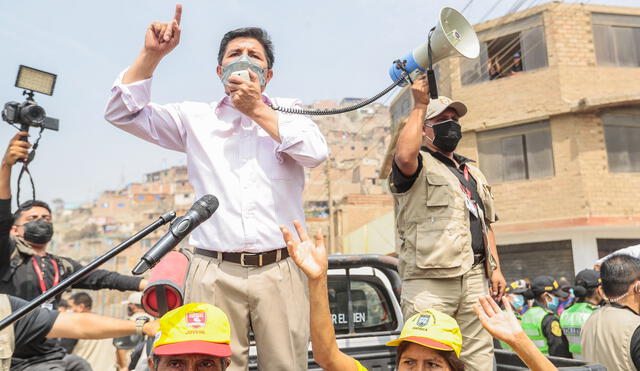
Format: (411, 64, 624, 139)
(20, 103, 46, 125)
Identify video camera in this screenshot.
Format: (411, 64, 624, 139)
(2, 65, 59, 132)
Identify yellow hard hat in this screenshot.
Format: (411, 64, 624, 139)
(386, 308, 462, 357)
(153, 303, 232, 358)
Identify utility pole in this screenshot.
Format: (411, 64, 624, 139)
(325, 158, 335, 254)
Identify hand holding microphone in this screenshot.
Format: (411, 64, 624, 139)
(132, 194, 219, 275)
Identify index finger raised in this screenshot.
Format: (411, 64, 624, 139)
(174, 3, 182, 25)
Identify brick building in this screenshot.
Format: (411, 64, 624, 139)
(382, 2, 640, 283)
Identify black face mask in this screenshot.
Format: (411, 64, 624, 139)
(23, 219, 54, 245)
(429, 119, 462, 153)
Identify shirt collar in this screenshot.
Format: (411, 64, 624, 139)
(609, 302, 640, 315)
(421, 146, 474, 168)
(214, 93, 273, 115)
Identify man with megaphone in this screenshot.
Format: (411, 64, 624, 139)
(389, 75, 506, 370)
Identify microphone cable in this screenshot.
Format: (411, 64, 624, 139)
(268, 70, 410, 116)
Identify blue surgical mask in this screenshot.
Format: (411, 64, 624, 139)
(547, 295, 560, 311)
(560, 291, 574, 306)
(510, 294, 525, 311)
(221, 54, 267, 86)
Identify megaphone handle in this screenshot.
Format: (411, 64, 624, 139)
(427, 69, 438, 99)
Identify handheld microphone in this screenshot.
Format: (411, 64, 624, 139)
(132, 194, 219, 275)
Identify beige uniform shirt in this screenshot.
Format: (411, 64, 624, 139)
(582, 304, 640, 370)
(0, 295, 14, 371)
(390, 150, 497, 280)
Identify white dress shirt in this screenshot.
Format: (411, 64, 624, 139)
(104, 70, 328, 253)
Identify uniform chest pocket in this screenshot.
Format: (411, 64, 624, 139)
(426, 173, 450, 207)
(256, 136, 295, 180)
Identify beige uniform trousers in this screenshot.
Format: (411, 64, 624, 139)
(185, 252, 310, 371)
(401, 265, 494, 371)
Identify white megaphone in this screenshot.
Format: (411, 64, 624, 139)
(389, 7, 479, 94)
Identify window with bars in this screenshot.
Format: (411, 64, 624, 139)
(592, 13, 640, 67)
(477, 120, 554, 183)
(461, 14, 548, 85)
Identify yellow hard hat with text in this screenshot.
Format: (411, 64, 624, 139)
(153, 303, 232, 357)
(386, 308, 462, 357)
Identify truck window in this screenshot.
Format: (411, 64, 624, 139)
(328, 275, 397, 335)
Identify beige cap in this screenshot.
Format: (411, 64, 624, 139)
(123, 292, 143, 306)
(425, 96, 467, 120)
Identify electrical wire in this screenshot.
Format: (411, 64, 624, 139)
(479, 0, 505, 23)
(461, 0, 475, 14)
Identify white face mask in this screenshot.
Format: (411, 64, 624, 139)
(608, 282, 640, 303)
(220, 54, 267, 86)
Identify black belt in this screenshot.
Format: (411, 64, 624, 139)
(473, 253, 485, 267)
(194, 247, 289, 267)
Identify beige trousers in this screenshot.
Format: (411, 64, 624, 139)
(185, 253, 310, 371)
(401, 265, 494, 371)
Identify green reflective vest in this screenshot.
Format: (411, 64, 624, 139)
(559, 302, 596, 356)
(521, 306, 549, 354)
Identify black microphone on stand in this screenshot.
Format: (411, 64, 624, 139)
(132, 194, 219, 275)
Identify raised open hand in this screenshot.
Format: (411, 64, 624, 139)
(144, 4, 182, 58)
(473, 295, 524, 346)
(280, 221, 327, 280)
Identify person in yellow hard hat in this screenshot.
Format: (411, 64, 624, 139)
(386, 309, 465, 370)
(148, 303, 232, 371)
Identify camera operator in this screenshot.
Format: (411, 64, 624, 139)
(0, 132, 147, 306)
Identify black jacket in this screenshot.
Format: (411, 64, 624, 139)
(0, 198, 142, 304)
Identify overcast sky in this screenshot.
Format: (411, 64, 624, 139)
(0, 0, 637, 205)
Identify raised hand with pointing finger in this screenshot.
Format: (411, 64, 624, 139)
(123, 4, 182, 84)
(145, 3, 182, 58)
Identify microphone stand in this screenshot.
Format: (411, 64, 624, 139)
(0, 210, 176, 331)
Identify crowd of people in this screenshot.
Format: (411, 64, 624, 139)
(498, 247, 640, 370)
(1, 3, 639, 371)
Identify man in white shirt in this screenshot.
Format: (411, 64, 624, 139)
(104, 5, 328, 370)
